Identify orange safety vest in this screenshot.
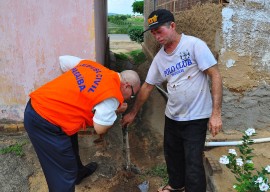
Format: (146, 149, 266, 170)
(30, 60, 124, 136)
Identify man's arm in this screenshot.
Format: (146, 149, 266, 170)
(121, 82, 155, 127)
(92, 98, 120, 134)
(59, 55, 82, 72)
(204, 65, 223, 137)
(93, 122, 112, 135)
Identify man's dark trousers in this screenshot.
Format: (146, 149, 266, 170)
(164, 116, 208, 192)
(24, 100, 77, 192)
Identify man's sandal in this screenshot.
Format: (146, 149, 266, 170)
(157, 185, 185, 192)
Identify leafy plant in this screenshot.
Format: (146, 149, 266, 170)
(0, 141, 27, 157)
(219, 128, 270, 191)
(108, 15, 130, 23)
(129, 49, 146, 65)
(128, 26, 144, 43)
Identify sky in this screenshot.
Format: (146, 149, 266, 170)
(108, 0, 135, 15)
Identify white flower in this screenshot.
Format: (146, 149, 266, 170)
(219, 155, 229, 164)
(245, 128, 255, 136)
(236, 158, 243, 166)
(233, 185, 236, 189)
(228, 149, 237, 156)
(255, 177, 263, 184)
(259, 182, 269, 191)
(265, 165, 270, 173)
(246, 160, 253, 164)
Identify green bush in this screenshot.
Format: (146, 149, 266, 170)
(108, 15, 130, 23)
(114, 53, 129, 60)
(128, 26, 144, 43)
(129, 49, 146, 65)
(128, 17, 144, 23)
(132, 1, 144, 15)
(108, 27, 129, 34)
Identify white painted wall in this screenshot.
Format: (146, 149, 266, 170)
(221, 0, 270, 70)
(220, 0, 270, 131)
(0, 0, 97, 121)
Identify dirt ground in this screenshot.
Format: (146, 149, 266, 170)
(1, 38, 270, 192)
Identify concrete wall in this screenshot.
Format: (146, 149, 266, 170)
(143, 0, 270, 131)
(219, 0, 270, 131)
(0, 0, 106, 123)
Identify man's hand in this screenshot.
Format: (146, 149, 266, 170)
(208, 114, 222, 137)
(204, 65, 223, 137)
(121, 112, 136, 128)
(120, 82, 155, 128)
(116, 103, 128, 114)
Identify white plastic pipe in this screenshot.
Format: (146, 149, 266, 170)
(155, 85, 270, 147)
(205, 138, 270, 147)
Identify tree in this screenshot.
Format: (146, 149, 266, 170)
(128, 26, 144, 43)
(132, 1, 144, 15)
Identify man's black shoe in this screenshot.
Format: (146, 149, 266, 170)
(75, 162, 98, 185)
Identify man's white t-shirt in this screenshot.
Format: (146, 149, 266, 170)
(59, 55, 119, 126)
(146, 34, 217, 121)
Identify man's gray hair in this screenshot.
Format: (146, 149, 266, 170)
(120, 70, 141, 89)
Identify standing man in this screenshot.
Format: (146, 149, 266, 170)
(121, 9, 223, 192)
(24, 56, 141, 192)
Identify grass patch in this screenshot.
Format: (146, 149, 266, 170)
(0, 141, 27, 157)
(146, 164, 168, 185)
(114, 52, 129, 60)
(112, 50, 146, 72)
(114, 50, 146, 66)
(108, 16, 143, 34)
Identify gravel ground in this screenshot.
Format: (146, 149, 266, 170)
(0, 132, 34, 192)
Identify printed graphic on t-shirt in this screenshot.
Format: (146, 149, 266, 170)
(71, 63, 103, 92)
(180, 50, 190, 61)
(163, 50, 192, 77)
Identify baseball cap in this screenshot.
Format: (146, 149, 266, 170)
(142, 9, 175, 34)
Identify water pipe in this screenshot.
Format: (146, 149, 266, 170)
(205, 137, 270, 147)
(155, 85, 270, 147)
